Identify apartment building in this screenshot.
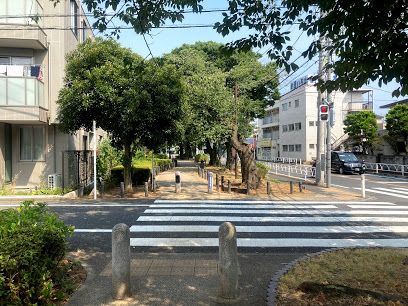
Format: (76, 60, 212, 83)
(257, 76, 373, 162)
(0, 0, 100, 188)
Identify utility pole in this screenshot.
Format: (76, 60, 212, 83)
(315, 34, 327, 187)
(326, 66, 332, 188)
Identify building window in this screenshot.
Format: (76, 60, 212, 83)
(295, 122, 301, 130)
(295, 144, 302, 152)
(20, 126, 45, 161)
(70, 0, 78, 37)
(282, 125, 288, 132)
(309, 121, 314, 126)
(282, 103, 288, 111)
(288, 124, 294, 131)
(82, 20, 88, 42)
(289, 145, 295, 152)
(288, 101, 292, 107)
(309, 144, 315, 149)
(283, 145, 288, 152)
(295, 99, 299, 107)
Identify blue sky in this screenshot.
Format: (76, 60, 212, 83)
(92, 0, 404, 117)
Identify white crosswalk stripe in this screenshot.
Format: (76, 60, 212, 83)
(354, 187, 408, 199)
(129, 200, 408, 249)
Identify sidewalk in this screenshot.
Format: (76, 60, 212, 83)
(66, 160, 364, 305)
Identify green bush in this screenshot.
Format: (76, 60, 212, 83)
(97, 138, 123, 181)
(110, 166, 151, 186)
(256, 162, 269, 179)
(0, 201, 73, 305)
(194, 153, 209, 163)
(154, 153, 168, 159)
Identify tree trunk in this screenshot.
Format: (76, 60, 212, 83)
(206, 140, 220, 166)
(230, 124, 260, 189)
(225, 140, 234, 170)
(123, 143, 133, 193)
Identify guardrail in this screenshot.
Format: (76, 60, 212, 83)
(364, 162, 408, 177)
(257, 156, 303, 165)
(258, 161, 315, 181)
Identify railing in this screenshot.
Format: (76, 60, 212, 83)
(364, 162, 408, 177)
(262, 115, 279, 125)
(0, 75, 45, 108)
(0, 0, 44, 27)
(257, 156, 303, 164)
(258, 161, 315, 181)
(346, 102, 373, 112)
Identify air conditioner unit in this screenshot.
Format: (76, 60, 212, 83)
(48, 174, 61, 189)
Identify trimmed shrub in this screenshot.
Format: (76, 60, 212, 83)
(0, 201, 73, 305)
(154, 153, 168, 159)
(194, 153, 210, 163)
(110, 166, 151, 186)
(256, 162, 269, 179)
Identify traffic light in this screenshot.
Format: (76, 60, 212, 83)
(319, 104, 329, 121)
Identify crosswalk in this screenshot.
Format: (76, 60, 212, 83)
(352, 186, 408, 199)
(129, 200, 408, 249)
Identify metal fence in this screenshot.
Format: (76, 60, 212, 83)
(364, 162, 408, 177)
(258, 161, 315, 181)
(61, 150, 94, 190)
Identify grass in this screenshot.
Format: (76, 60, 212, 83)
(0, 186, 72, 196)
(277, 248, 408, 305)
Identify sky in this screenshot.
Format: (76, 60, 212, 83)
(90, 0, 404, 117)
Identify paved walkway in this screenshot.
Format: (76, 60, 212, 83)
(64, 160, 364, 305)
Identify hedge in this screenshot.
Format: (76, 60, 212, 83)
(0, 201, 73, 305)
(110, 166, 151, 186)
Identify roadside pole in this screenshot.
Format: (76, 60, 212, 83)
(93, 120, 97, 199)
(325, 65, 332, 188)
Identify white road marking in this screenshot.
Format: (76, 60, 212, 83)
(0, 203, 150, 207)
(353, 187, 408, 199)
(381, 182, 408, 184)
(348, 205, 408, 209)
(75, 229, 112, 233)
(395, 187, 408, 191)
(331, 184, 349, 189)
(374, 187, 408, 195)
(137, 215, 408, 223)
(130, 238, 408, 248)
(144, 209, 408, 215)
(151, 204, 338, 209)
(129, 225, 408, 233)
(153, 200, 394, 205)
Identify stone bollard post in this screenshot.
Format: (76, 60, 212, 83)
(100, 180, 105, 198)
(361, 174, 366, 198)
(216, 174, 219, 192)
(208, 172, 213, 193)
(120, 182, 125, 198)
(221, 176, 225, 191)
(267, 181, 271, 195)
(246, 181, 250, 195)
(227, 180, 231, 193)
(144, 182, 149, 197)
(175, 171, 181, 193)
(289, 181, 294, 194)
(198, 166, 201, 176)
(298, 181, 303, 192)
(112, 223, 131, 299)
(218, 222, 240, 301)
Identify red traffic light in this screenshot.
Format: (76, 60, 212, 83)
(320, 105, 328, 113)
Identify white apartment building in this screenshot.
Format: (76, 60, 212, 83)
(0, 0, 103, 188)
(257, 77, 373, 162)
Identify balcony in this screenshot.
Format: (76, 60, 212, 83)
(0, 0, 47, 49)
(346, 101, 373, 112)
(0, 68, 47, 123)
(262, 115, 279, 126)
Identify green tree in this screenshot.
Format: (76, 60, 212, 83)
(61, 0, 408, 96)
(385, 104, 408, 153)
(57, 38, 183, 191)
(343, 111, 378, 154)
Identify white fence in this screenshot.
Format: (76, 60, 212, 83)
(364, 162, 408, 177)
(258, 161, 315, 181)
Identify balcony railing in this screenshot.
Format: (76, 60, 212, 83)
(346, 101, 373, 112)
(0, 67, 45, 108)
(262, 115, 279, 125)
(0, 0, 44, 27)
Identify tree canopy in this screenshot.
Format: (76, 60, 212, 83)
(343, 111, 378, 154)
(59, 0, 408, 96)
(57, 38, 183, 189)
(385, 104, 408, 153)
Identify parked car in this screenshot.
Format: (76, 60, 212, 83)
(331, 151, 365, 174)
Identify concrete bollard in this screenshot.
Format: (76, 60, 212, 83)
(221, 176, 225, 191)
(298, 181, 303, 192)
(100, 181, 105, 198)
(175, 171, 181, 193)
(218, 222, 240, 301)
(289, 181, 294, 194)
(267, 181, 271, 195)
(246, 181, 250, 195)
(198, 166, 201, 176)
(208, 172, 213, 193)
(216, 174, 219, 192)
(361, 174, 366, 198)
(227, 180, 231, 193)
(144, 182, 148, 197)
(120, 182, 125, 198)
(112, 223, 131, 299)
